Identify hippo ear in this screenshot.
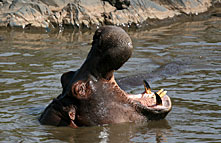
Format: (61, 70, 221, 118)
(67, 107, 78, 128)
(68, 108, 76, 121)
(61, 71, 76, 90)
(71, 81, 92, 99)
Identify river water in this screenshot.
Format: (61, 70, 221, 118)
(0, 15, 220, 142)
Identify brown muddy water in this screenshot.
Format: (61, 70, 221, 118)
(0, 15, 221, 142)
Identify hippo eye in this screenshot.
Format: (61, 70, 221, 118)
(71, 81, 92, 99)
(73, 82, 86, 96)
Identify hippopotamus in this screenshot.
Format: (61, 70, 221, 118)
(39, 26, 172, 128)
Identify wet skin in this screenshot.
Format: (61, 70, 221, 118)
(39, 26, 172, 127)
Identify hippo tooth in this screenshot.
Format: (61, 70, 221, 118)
(159, 91, 167, 98)
(143, 80, 151, 94)
(156, 89, 164, 95)
(154, 92, 162, 105)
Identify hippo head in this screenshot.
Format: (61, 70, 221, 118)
(39, 26, 172, 127)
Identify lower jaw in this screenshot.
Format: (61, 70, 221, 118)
(124, 92, 172, 120)
(108, 77, 172, 120)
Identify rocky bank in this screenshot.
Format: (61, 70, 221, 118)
(0, 0, 220, 30)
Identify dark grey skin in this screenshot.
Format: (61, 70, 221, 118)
(39, 26, 172, 128)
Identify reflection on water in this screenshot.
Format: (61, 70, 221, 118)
(0, 15, 221, 142)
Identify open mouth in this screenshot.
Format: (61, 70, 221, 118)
(125, 80, 172, 118)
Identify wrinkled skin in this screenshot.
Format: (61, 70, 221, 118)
(39, 26, 172, 128)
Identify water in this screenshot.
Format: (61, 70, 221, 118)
(0, 15, 221, 142)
